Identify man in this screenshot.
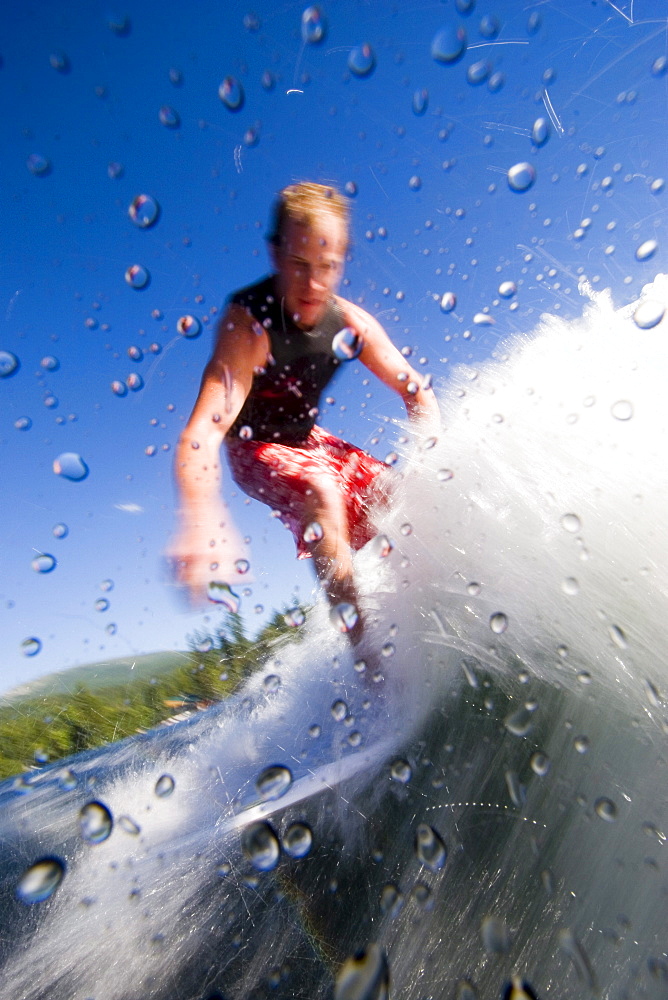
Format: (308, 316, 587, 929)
(170, 181, 438, 643)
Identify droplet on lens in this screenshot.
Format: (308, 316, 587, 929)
(635, 239, 658, 261)
(207, 582, 240, 612)
(414, 823, 447, 871)
(440, 291, 456, 313)
(332, 327, 364, 360)
(283, 822, 313, 858)
(27, 154, 51, 176)
(125, 264, 150, 289)
(256, 765, 293, 801)
(301, 6, 326, 44)
(31, 553, 56, 574)
(16, 857, 65, 904)
(21, 637, 42, 657)
(532, 117, 550, 146)
(431, 25, 467, 64)
(53, 452, 89, 481)
(241, 821, 280, 871)
(633, 299, 664, 329)
(390, 759, 412, 783)
(489, 612, 508, 634)
(330, 602, 359, 633)
(79, 801, 113, 844)
(158, 105, 180, 128)
(467, 60, 491, 85)
(128, 194, 160, 228)
(334, 943, 389, 1000)
(0, 351, 20, 378)
(219, 76, 244, 110)
(611, 400, 633, 421)
(154, 774, 175, 797)
(177, 315, 201, 338)
(348, 44, 376, 77)
(507, 162, 536, 193)
(481, 915, 511, 954)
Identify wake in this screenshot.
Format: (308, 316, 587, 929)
(0, 277, 666, 1000)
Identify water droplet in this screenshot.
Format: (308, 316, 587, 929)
(153, 773, 175, 798)
(0, 350, 20, 378)
(219, 76, 244, 110)
(431, 24, 467, 65)
(560, 512, 581, 533)
(241, 821, 280, 871)
(14, 416, 32, 430)
(440, 291, 457, 313)
(574, 735, 589, 754)
(113, 815, 139, 839)
(303, 521, 324, 543)
(175, 314, 202, 339)
(467, 59, 491, 85)
(283, 822, 313, 858)
(111, 380, 127, 396)
(79, 801, 113, 844)
(481, 915, 511, 954)
(390, 759, 412, 783)
(611, 400, 633, 421)
(40, 355, 60, 371)
(505, 769, 525, 807)
(498, 280, 517, 298)
(238, 424, 253, 440)
(531, 117, 550, 146)
(530, 752, 551, 776)
(633, 299, 665, 329)
(414, 823, 447, 871)
(301, 5, 326, 44)
(158, 105, 180, 128)
(504, 704, 536, 736)
(27, 153, 51, 176)
(126, 372, 144, 392)
(334, 943, 389, 1000)
(128, 194, 160, 228)
(331, 699, 348, 722)
(53, 452, 89, 481)
(562, 576, 579, 596)
(502, 977, 540, 1000)
(207, 582, 240, 612)
(473, 312, 494, 326)
(371, 533, 393, 558)
(106, 622, 117, 635)
(256, 765, 293, 801)
(379, 882, 403, 917)
(348, 43, 376, 78)
(408, 175, 422, 191)
(332, 326, 364, 360)
(125, 264, 150, 289)
(489, 612, 508, 634)
(284, 606, 305, 627)
(635, 239, 658, 261)
(508, 162, 536, 193)
(558, 929, 597, 989)
(16, 857, 65, 904)
(31, 552, 56, 575)
(127, 345, 143, 362)
(330, 602, 359, 633)
(263, 673, 281, 693)
(412, 88, 429, 115)
(21, 637, 42, 657)
(456, 980, 478, 1000)
(487, 70, 505, 93)
(437, 468, 454, 482)
(94, 597, 109, 613)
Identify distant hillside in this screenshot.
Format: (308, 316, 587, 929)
(1, 650, 191, 704)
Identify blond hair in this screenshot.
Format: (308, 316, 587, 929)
(267, 181, 350, 248)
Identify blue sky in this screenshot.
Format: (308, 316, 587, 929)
(1, 0, 666, 694)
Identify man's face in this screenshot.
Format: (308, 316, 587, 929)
(272, 213, 347, 330)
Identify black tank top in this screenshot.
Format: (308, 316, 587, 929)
(228, 276, 345, 444)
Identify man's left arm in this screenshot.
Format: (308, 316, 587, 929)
(341, 300, 441, 427)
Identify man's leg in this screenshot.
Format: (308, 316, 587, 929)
(303, 481, 365, 644)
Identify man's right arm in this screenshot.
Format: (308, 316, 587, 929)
(168, 305, 268, 603)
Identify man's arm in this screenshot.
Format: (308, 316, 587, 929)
(340, 300, 441, 427)
(169, 305, 268, 602)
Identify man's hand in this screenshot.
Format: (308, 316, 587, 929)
(166, 518, 253, 606)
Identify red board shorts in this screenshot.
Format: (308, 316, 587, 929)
(225, 425, 391, 559)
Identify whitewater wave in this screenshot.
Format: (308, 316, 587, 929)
(0, 278, 667, 1000)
